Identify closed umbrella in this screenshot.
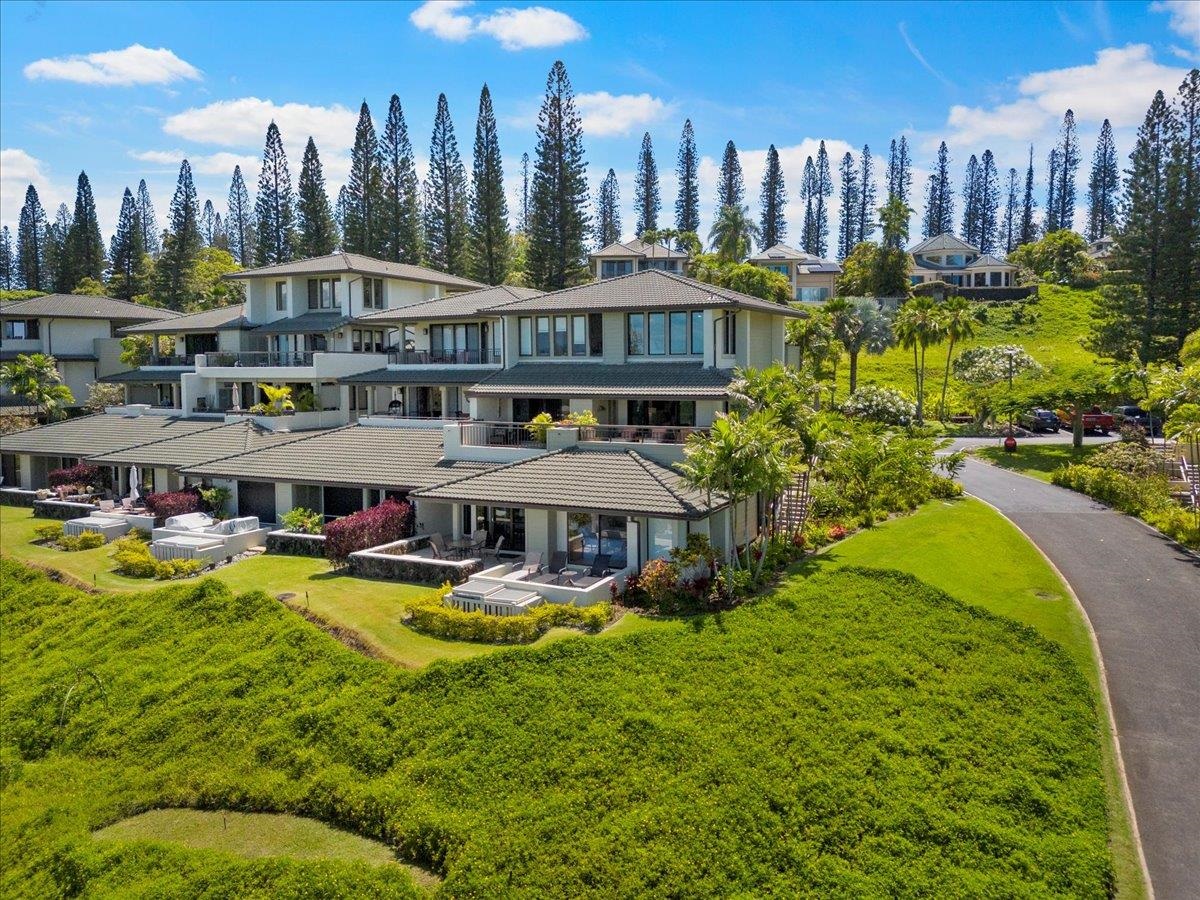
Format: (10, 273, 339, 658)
(231, 382, 241, 411)
(128, 466, 141, 506)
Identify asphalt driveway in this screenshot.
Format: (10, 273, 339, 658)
(959, 459, 1200, 899)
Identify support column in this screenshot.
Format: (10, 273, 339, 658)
(438, 387, 449, 418)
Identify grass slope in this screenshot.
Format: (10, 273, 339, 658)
(2, 558, 1112, 897)
(974, 444, 1100, 482)
(844, 285, 1102, 402)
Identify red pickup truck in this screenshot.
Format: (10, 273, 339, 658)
(1057, 405, 1114, 435)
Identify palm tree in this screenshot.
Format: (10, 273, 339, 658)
(826, 298, 895, 395)
(249, 383, 296, 416)
(0, 353, 74, 421)
(707, 204, 759, 261)
(893, 296, 946, 424)
(938, 296, 975, 420)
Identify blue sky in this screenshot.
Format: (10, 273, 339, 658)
(1, 0, 1196, 249)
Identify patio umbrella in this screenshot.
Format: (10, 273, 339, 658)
(231, 382, 241, 411)
(128, 466, 141, 505)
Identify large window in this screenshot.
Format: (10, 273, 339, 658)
(362, 277, 384, 309)
(307, 277, 341, 309)
(567, 512, 627, 569)
(463, 505, 526, 552)
(669, 311, 688, 355)
(647, 518, 678, 560)
(766, 264, 789, 275)
(2, 319, 39, 340)
(275, 281, 288, 311)
(722, 313, 737, 356)
(430, 323, 482, 361)
(690, 310, 704, 355)
(601, 260, 633, 278)
(553, 316, 569, 356)
(513, 397, 563, 421)
(352, 329, 386, 352)
(627, 399, 696, 427)
(571, 316, 587, 356)
(588, 313, 603, 356)
(627, 310, 704, 357)
(519, 315, 594, 358)
(626, 313, 645, 355)
(535, 317, 551, 355)
(797, 287, 829, 302)
(519, 317, 533, 356)
(647, 313, 666, 355)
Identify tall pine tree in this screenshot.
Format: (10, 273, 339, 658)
(1087, 118, 1119, 241)
(922, 141, 954, 237)
(15, 185, 48, 291)
(813, 141, 832, 257)
(1053, 109, 1080, 232)
(595, 169, 622, 247)
(199, 200, 216, 246)
(960, 155, 981, 247)
(0, 226, 13, 290)
(674, 119, 699, 235)
(526, 60, 590, 290)
(634, 132, 661, 237)
(253, 122, 296, 265)
(800, 156, 817, 254)
(519, 152, 530, 233)
(1161, 69, 1200, 350)
(137, 179, 160, 255)
(758, 144, 786, 249)
(468, 84, 510, 285)
(887, 136, 912, 205)
(342, 102, 383, 256)
(1019, 146, 1038, 246)
(108, 187, 147, 300)
(856, 145, 876, 243)
(1000, 167, 1020, 254)
(226, 165, 254, 266)
(47, 204, 72, 293)
(63, 171, 106, 289)
(423, 93, 470, 275)
(836, 151, 859, 260)
(716, 140, 744, 209)
(297, 137, 336, 258)
(154, 160, 202, 309)
(978, 150, 1000, 253)
(379, 93, 423, 264)
(1044, 148, 1061, 233)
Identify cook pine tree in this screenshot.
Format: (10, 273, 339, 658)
(63, 171, 106, 289)
(855, 144, 876, 243)
(595, 168, 622, 248)
(1051, 109, 1080, 232)
(15, 185, 49, 291)
(716, 140, 744, 209)
(468, 83, 511, 285)
(297, 137, 337, 258)
(758, 144, 786, 249)
(137, 179, 160, 255)
(226, 165, 255, 266)
(424, 92, 470, 275)
(154, 159, 203, 309)
(342, 101, 383, 256)
(1087, 118, 1119, 241)
(47, 203, 73, 293)
(108, 187, 147, 300)
(800, 156, 817, 254)
(379, 93, 423, 264)
(836, 151, 859, 260)
(634, 132, 661, 237)
(960, 155, 981, 247)
(253, 122, 297, 266)
(1000, 167, 1020, 254)
(0, 226, 13, 290)
(922, 141, 954, 238)
(977, 150, 999, 253)
(1019, 146, 1038, 246)
(887, 136, 912, 205)
(674, 118, 699, 236)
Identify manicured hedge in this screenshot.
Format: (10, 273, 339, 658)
(1051, 464, 1199, 548)
(143, 489, 202, 519)
(324, 499, 414, 564)
(0, 559, 1112, 897)
(404, 590, 610, 642)
(48, 463, 100, 489)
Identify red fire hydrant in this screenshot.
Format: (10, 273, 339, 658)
(1004, 435, 1018, 453)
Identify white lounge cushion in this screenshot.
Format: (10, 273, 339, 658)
(164, 512, 214, 531)
(208, 516, 259, 535)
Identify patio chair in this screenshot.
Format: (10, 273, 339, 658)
(516, 551, 542, 577)
(470, 529, 488, 553)
(98, 500, 116, 513)
(543, 550, 570, 583)
(121, 498, 134, 511)
(428, 533, 450, 559)
(587, 553, 612, 578)
(481, 534, 505, 563)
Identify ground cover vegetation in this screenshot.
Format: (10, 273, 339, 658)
(1, 558, 1114, 897)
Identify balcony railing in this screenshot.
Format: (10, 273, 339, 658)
(457, 420, 708, 448)
(201, 351, 315, 367)
(146, 354, 196, 367)
(387, 348, 502, 366)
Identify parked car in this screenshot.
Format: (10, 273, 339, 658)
(1113, 405, 1162, 436)
(1018, 409, 1062, 433)
(1057, 405, 1114, 435)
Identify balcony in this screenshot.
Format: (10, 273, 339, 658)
(201, 351, 315, 367)
(457, 421, 706, 449)
(145, 354, 197, 367)
(386, 348, 502, 366)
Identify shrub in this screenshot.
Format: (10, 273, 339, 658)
(110, 536, 206, 579)
(144, 489, 201, 520)
(155, 558, 204, 580)
(56, 532, 105, 552)
(840, 385, 916, 425)
(638, 558, 682, 613)
(1089, 441, 1163, 478)
(1050, 465, 1171, 517)
(33, 523, 64, 544)
(1143, 505, 1200, 550)
(48, 463, 100, 489)
(324, 499, 414, 564)
(199, 486, 231, 517)
(281, 506, 323, 535)
(405, 588, 610, 643)
(525, 411, 554, 444)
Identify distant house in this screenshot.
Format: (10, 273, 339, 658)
(908, 233, 1018, 289)
(746, 244, 841, 302)
(589, 239, 690, 281)
(1087, 235, 1117, 260)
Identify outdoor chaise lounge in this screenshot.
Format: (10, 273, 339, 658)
(62, 512, 132, 542)
(447, 579, 543, 615)
(150, 516, 271, 566)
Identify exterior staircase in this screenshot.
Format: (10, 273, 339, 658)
(778, 469, 811, 534)
(1181, 456, 1200, 510)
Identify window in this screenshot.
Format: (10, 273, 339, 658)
(601, 259, 633, 278)
(464, 505, 526, 552)
(722, 313, 737, 356)
(535, 317, 551, 356)
(627, 399, 695, 427)
(669, 311, 688, 355)
(766, 264, 789, 275)
(989, 271, 1003, 287)
(797, 287, 830, 302)
(2, 319, 38, 340)
(362, 277, 384, 309)
(572, 316, 587, 356)
(553, 316, 569, 356)
(275, 281, 288, 311)
(513, 397, 563, 421)
(519, 317, 533, 356)
(588, 313, 603, 356)
(690, 310, 704, 355)
(627, 313, 645, 355)
(307, 277, 340, 309)
(648, 313, 666, 355)
(352, 329, 386, 352)
(567, 512, 627, 569)
(647, 518, 678, 561)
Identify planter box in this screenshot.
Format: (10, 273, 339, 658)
(0, 488, 37, 507)
(266, 529, 327, 557)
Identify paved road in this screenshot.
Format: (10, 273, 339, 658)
(959, 460, 1200, 900)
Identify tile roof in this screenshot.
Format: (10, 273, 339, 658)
(412, 447, 725, 519)
(0, 413, 222, 458)
(88, 419, 315, 469)
(908, 233, 979, 255)
(339, 366, 497, 386)
(224, 252, 484, 291)
(356, 285, 544, 322)
(1, 350, 96, 362)
(0, 294, 178, 322)
(964, 253, 1017, 269)
(589, 239, 689, 260)
(180, 424, 492, 490)
(468, 362, 733, 398)
(119, 304, 248, 334)
(477, 269, 805, 317)
(251, 312, 351, 334)
(98, 369, 191, 384)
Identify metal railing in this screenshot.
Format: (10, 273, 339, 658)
(459, 421, 538, 448)
(201, 351, 315, 367)
(147, 354, 196, 367)
(387, 348, 502, 366)
(456, 420, 708, 448)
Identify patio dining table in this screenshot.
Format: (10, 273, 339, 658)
(447, 538, 479, 558)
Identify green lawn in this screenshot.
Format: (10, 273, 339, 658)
(2, 558, 1114, 896)
(974, 443, 1099, 482)
(0, 506, 658, 669)
(841, 285, 1103, 406)
(807, 498, 1143, 898)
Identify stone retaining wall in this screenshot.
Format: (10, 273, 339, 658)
(265, 530, 327, 557)
(32, 499, 97, 520)
(0, 488, 37, 507)
(348, 535, 480, 585)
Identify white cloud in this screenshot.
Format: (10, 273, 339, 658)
(898, 22, 956, 89)
(575, 92, 671, 138)
(410, 1, 586, 50)
(162, 97, 360, 153)
(944, 44, 1188, 147)
(476, 7, 588, 50)
(0, 149, 59, 230)
(23, 44, 200, 86)
(129, 149, 261, 177)
(1152, 1, 1200, 47)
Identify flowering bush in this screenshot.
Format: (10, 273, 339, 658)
(281, 506, 323, 534)
(840, 385, 916, 425)
(144, 489, 202, 519)
(953, 344, 1042, 384)
(48, 463, 100, 488)
(324, 499, 414, 564)
(638, 558, 681, 612)
(827, 524, 848, 541)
